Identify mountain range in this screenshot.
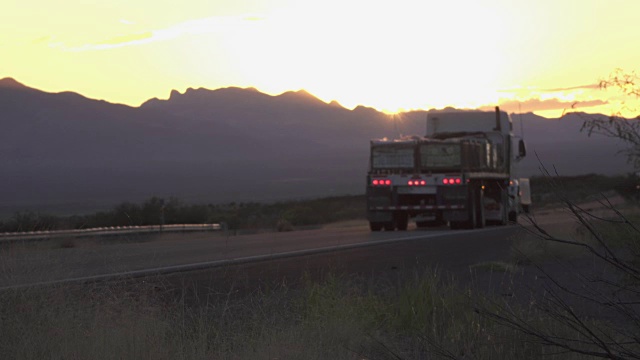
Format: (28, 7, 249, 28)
(0, 78, 630, 215)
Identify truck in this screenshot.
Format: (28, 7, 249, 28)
(366, 107, 528, 231)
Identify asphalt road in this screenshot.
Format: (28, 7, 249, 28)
(3, 198, 629, 330)
(0, 222, 522, 289)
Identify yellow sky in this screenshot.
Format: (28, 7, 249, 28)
(1, 0, 639, 117)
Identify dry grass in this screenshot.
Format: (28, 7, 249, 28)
(2, 200, 636, 359)
(510, 202, 640, 265)
(0, 265, 607, 360)
(470, 261, 517, 273)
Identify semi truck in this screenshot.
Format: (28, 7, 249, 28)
(366, 107, 528, 231)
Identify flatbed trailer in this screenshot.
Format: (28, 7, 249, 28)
(366, 108, 528, 231)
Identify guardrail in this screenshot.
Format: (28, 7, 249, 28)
(0, 223, 222, 242)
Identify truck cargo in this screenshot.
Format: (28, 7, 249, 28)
(366, 107, 529, 231)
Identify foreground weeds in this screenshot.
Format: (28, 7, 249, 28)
(0, 264, 610, 360)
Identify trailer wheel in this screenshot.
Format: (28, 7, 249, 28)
(475, 188, 485, 229)
(369, 222, 383, 231)
(462, 186, 478, 229)
(383, 222, 395, 231)
(485, 187, 507, 226)
(499, 190, 509, 225)
(496, 207, 508, 226)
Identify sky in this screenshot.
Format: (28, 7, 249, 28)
(2, 0, 639, 118)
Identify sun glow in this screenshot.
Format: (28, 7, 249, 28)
(199, 0, 512, 112)
(1, 0, 639, 115)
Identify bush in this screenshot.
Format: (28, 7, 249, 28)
(476, 172, 640, 359)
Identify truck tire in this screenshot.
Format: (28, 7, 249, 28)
(451, 186, 478, 230)
(462, 187, 478, 229)
(499, 192, 509, 225)
(475, 188, 485, 229)
(487, 188, 508, 226)
(383, 222, 395, 231)
(369, 222, 383, 231)
(496, 207, 508, 226)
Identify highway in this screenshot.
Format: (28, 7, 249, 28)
(0, 221, 523, 289)
(3, 193, 622, 291)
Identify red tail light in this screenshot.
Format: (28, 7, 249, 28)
(408, 179, 427, 186)
(371, 179, 392, 186)
(442, 178, 462, 185)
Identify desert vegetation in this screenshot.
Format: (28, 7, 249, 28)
(1, 174, 639, 235)
(0, 262, 616, 359)
(0, 195, 365, 233)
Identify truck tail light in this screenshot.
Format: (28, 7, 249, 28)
(408, 179, 427, 186)
(372, 179, 392, 186)
(442, 178, 462, 185)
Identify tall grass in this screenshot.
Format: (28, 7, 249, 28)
(0, 265, 604, 360)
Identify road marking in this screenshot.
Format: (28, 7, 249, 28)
(0, 225, 517, 291)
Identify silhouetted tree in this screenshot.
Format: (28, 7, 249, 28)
(475, 166, 640, 359)
(112, 202, 142, 226)
(472, 71, 640, 359)
(141, 197, 165, 225)
(581, 69, 640, 169)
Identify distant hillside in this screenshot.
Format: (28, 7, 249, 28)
(514, 112, 627, 176)
(0, 77, 630, 215)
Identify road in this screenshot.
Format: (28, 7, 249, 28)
(0, 197, 623, 290)
(0, 221, 523, 289)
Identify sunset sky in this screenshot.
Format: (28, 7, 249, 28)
(2, 0, 639, 118)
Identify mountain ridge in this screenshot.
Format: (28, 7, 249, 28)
(0, 78, 631, 215)
(0, 77, 33, 90)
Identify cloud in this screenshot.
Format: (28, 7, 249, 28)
(539, 84, 601, 92)
(68, 14, 265, 51)
(486, 82, 612, 115)
(480, 98, 608, 113)
(31, 36, 51, 45)
(498, 83, 601, 94)
(95, 32, 153, 46)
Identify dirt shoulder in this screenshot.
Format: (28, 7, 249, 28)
(467, 193, 639, 327)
